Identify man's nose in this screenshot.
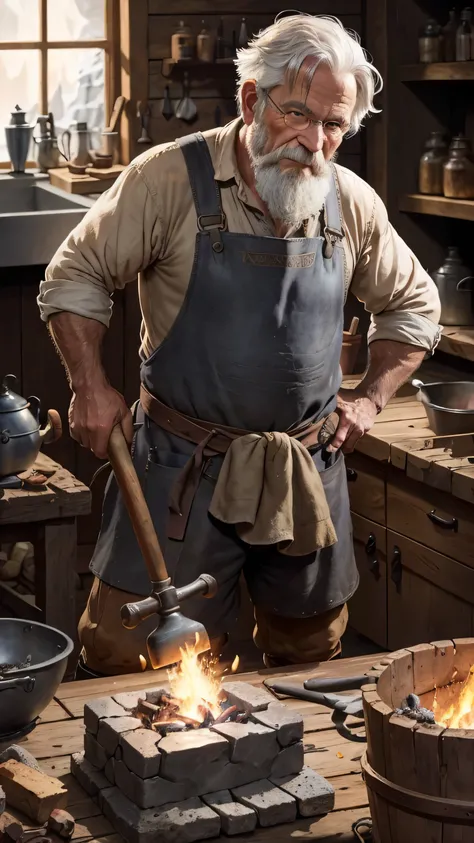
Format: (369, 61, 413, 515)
(297, 124, 325, 153)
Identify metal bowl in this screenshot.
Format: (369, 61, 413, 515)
(0, 618, 73, 738)
(412, 379, 474, 436)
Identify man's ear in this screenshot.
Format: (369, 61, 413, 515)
(241, 80, 259, 125)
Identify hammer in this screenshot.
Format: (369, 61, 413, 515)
(107, 425, 217, 669)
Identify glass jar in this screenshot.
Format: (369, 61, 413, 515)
(171, 20, 195, 62)
(419, 19, 442, 63)
(443, 136, 474, 199)
(419, 132, 449, 195)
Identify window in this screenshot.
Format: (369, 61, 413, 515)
(0, 0, 118, 165)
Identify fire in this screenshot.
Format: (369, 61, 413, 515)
(433, 666, 474, 728)
(167, 638, 222, 724)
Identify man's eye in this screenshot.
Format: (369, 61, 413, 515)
(325, 122, 342, 130)
(288, 110, 305, 118)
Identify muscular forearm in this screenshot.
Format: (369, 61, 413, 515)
(48, 312, 108, 391)
(354, 339, 425, 412)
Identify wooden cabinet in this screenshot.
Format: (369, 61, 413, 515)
(349, 513, 387, 647)
(345, 452, 386, 525)
(387, 531, 474, 650)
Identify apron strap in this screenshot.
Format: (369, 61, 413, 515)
(177, 132, 226, 252)
(321, 166, 345, 259)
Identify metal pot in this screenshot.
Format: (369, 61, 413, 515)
(0, 374, 61, 489)
(412, 378, 474, 435)
(0, 618, 73, 739)
(431, 247, 474, 326)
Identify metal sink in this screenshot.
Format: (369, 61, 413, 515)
(0, 172, 95, 267)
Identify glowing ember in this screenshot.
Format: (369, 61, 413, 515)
(433, 666, 474, 728)
(139, 654, 147, 671)
(167, 637, 222, 724)
(231, 655, 240, 673)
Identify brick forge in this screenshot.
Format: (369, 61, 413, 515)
(71, 681, 335, 843)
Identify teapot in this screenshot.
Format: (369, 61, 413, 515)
(60, 121, 93, 169)
(0, 375, 62, 489)
(33, 113, 61, 172)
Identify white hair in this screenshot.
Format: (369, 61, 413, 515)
(235, 13, 383, 136)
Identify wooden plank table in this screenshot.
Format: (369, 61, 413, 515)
(8, 654, 381, 842)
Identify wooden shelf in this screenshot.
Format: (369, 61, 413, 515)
(399, 193, 474, 221)
(400, 62, 474, 82)
(162, 57, 235, 76)
(438, 326, 474, 362)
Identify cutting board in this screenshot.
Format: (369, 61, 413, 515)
(48, 164, 125, 195)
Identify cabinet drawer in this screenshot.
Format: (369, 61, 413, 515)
(345, 453, 386, 525)
(387, 531, 474, 650)
(348, 513, 387, 648)
(387, 471, 474, 568)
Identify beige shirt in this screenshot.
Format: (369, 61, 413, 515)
(38, 118, 441, 360)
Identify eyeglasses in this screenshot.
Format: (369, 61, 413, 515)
(263, 91, 348, 139)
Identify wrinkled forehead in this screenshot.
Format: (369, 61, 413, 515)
(277, 58, 357, 116)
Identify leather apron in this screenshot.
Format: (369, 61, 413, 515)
(89, 132, 358, 640)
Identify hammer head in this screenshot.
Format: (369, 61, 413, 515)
(146, 611, 211, 670)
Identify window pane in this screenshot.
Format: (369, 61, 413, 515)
(0, 51, 39, 163)
(48, 48, 104, 149)
(47, 0, 105, 41)
(0, 0, 40, 42)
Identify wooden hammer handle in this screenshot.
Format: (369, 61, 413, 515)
(107, 424, 169, 583)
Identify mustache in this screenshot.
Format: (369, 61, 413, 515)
(254, 144, 318, 169)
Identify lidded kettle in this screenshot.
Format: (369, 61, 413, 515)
(431, 247, 474, 326)
(4, 105, 34, 174)
(0, 375, 62, 489)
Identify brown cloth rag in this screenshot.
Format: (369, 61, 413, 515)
(140, 385, 339, 556)
(209, 431, 337, 555)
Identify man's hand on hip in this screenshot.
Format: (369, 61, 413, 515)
(68, 384, 133, 460)
(326, 388, 378, 454)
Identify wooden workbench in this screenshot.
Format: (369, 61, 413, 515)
(8, 655, 379, 842)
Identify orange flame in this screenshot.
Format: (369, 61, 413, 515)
(433, 666, 474, 728)
(167, 637, 222, 723)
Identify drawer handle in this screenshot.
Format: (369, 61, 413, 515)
(391, 546, 402, 593)
(427, 510, 458, 532)
(365, 534, 380, 578)
(346, 468, 358, 482)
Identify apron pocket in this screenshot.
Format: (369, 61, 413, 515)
(144, 450, 190, 552)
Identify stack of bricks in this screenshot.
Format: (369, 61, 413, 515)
(72, 681, 335, 843)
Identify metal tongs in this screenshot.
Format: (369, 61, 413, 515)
(264, 674, 371, 743)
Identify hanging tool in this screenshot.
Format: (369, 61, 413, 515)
(162, 86, 174, 121)
(104, 95, 126, 133)
(175, 72, 198, 123)
(136, 101, 152, 144)
(107, 425, 217, 669)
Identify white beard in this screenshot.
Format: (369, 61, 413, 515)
(248, 120, 332, 226)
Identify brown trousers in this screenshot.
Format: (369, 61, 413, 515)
(78, 577, 348, 675)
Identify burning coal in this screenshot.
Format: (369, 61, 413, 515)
(433, 666, 474, 729)
(135, 638, 244, 736)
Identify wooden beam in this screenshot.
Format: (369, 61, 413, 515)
(364, 0, 388, 203)
(119, 0, 149, 164)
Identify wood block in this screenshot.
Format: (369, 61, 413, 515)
(48, 166, 125, 195)
(0, 760, 67, 824)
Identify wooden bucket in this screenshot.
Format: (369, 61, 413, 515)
(363, 640, 474, 843)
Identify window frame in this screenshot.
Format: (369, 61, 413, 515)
(0, 0, 120, 167)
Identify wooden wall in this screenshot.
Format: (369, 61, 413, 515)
(0, 0, 369, 570)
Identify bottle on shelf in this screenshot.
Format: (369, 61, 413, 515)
(216, 17, 226, 60)
(443, 135, 474, 199)
(419, 131, 449, 195)
(196, 20, 215, 63)
(418, 19, 442, 63)
(456, 8, 472, 61)
(171, 20, 195, 62)
(238, 17, 249, 49)
(443, 8, 458, 61)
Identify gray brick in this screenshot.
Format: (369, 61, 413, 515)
(144, 687, 168, 705)
(105, 757, 115, 785)
(271, 741, 304, 778)
(84, 731, 109, 770)
(158, 729, 230, 782)
(232, 778, 297, 826)
(115, 759, 187, 809)
(71, 752, 110, 797)
(221, 681, 272, 712)
(211, 721, 278, 766)
(83, 698, 126, 736)
(120, 729, 162, 778)
(112, 691, 141, 710)
(101, 787, 221, 843)
(202, 790, 257, 835)
(271, 766, 335, 817)
(97, 716, 142, 756)
(251, 702, 304, 747)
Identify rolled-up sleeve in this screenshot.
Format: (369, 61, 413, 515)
(350, 189, 442, 354)
(38, 162, 163, 327)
